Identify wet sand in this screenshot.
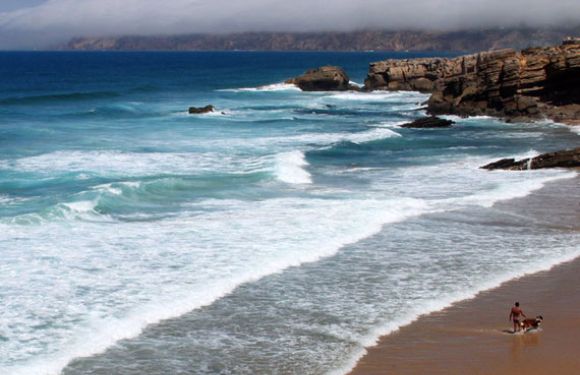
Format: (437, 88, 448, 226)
(349, 176, 580, 375)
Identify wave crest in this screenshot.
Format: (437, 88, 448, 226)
(275, 151, 312, 184)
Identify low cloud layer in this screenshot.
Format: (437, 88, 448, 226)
(1, 0, 579, 49)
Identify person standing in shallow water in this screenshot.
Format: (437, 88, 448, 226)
(509, 302, 526, 332)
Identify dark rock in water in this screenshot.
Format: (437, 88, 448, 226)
(188, 105, 215, 114)
(481, 158, 519, 170)
(286, 66, 354, 91)
(481, 147, 580, 170)
(365, 39, 580, 124)
(400, 116, 455, 128)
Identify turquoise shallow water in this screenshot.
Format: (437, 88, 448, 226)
(0, 52, 579, 375)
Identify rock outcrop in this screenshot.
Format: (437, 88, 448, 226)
(188, 105, 215, 114)
(365, 39, 580, 124)
(365, 57, 476, 92)
(400, 116, 455, 128)
(481, 147, 580, 170)
(286, 66, 354, 91)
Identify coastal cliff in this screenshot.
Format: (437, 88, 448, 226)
(365, 39, 580, 124)
(63, 28, 577, 52)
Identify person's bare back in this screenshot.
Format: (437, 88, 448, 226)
(509, 301, 526, 332)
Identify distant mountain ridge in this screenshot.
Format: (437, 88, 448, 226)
(63, 28, 580, 52)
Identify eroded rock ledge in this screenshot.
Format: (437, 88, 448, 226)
(481, 147, 580, 170)
(365, 39, 580, 124)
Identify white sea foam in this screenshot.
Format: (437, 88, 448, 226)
(540, 118, 580, 135)
(6, 199, 110, 225)
(0, 195, 31, 207)
(0, 195, 14, 204)
(440, 114, 495, 122)
(0, 126, 397, 179)
(61, 200, 98, 215)
(0, 151, 268, 177)
(472, 149, 540, 169)
(89, 182, 142, 201)
(175, 126, 401, 152)
(1, 196, 430, 375)
(445, 171, 577, 209)
(280, 127, 401, 146)
(92, 183, 123, 195)
(219, 82, 301, 92)
(196, 109, 228, 117)
(375, 153, 575, 206)
(327, 91, 428, 102)
(346, 127, 402, 143)
(375, 120, 409, 128)
(274, 151, 312, 184)
(2, 161, 576, 375)
(513, 149, 540, 161)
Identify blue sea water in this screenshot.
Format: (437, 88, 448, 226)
(0, 51, 579, 375)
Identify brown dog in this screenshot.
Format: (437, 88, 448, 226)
(520, 315, 543, 331)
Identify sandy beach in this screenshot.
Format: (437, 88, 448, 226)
(350, 176, 580, 375)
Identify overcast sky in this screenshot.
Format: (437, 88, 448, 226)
(0, 0, 578, 49)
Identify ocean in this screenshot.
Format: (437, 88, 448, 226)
(0, 51, 578, 375)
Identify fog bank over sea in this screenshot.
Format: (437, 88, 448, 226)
(1, 0, 579, 49)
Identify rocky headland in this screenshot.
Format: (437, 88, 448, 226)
(364, 38, 580, 125)
(284, 39, 579, 170)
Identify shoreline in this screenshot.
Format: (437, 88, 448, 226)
(347, 256, 580, 375)
(347, 176, 580, 375)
